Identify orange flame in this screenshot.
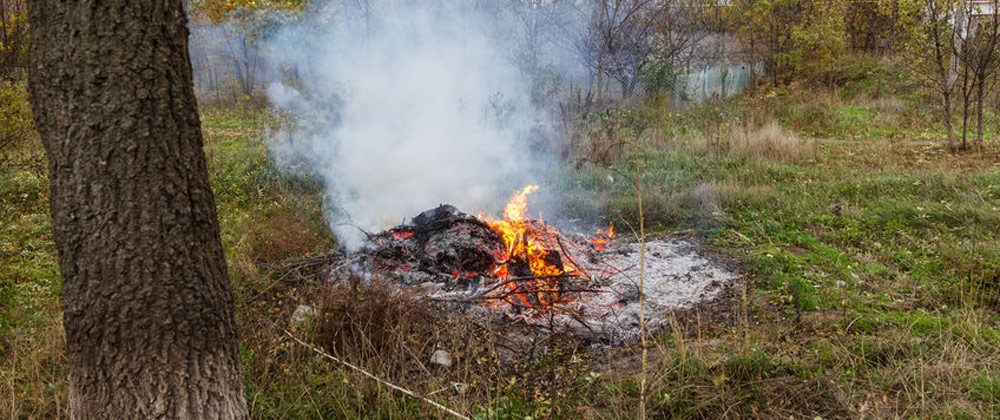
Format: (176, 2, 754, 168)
(590, 221, 614, 251)
(481, 185, 580, 309)
(503, 185, 539, 221)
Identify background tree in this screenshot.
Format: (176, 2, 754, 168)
(0, 0, 28, 82)
(728, 0, 847, 86)
(955, 0, 1000, 149)
(502, 0, 583, 94)
(641, 0, 710, 96)
(899, 0, 959, 148)
(729, 0, 804, 86)
(846, 0, 907, 55)
(188, 0, 302, 99)
(583, 0, 658, 98)
(27, 0, 249, 418)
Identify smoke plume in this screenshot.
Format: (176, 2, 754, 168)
(265, 1, 542, 251)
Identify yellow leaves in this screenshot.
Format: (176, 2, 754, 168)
(192, 0, 305, 23)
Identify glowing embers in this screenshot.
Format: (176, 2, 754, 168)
(391, 230, 415, 240)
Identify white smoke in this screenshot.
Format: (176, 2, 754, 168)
(265, 1, 543, 250)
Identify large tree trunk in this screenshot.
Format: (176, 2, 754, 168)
(27, 1, 248, 419)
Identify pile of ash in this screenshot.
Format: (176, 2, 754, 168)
(324, 205, 738, 344)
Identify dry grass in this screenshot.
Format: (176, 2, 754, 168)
(244, 203, 332, 264)
(0, 308, 68, 419)
(237, 268, 656, 419)
(818, 138, 1000, 172)
(236, 266, 486, 418)
(725, 121, 815, 162)
(693, 180, 741, 218)
(315, 279, 439, 376)
(686, 120, 815, 162)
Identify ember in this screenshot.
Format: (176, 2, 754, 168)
(391, 230, 415, 240)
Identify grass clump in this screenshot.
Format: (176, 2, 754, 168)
(687, 120, 815, 162)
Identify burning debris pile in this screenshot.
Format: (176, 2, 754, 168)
(328, 186, 737, 342)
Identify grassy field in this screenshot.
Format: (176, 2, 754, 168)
(2, 60, 1000, 418)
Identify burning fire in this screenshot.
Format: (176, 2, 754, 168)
(502, 184, 538, 221)
(590, 221, 615, 251)
(375, 185, 620, 313)
(480, 185, 585, 310)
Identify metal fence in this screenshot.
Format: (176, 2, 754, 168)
(673, 61, 765, 103)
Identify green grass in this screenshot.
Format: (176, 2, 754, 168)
(552, 116, 1000, 417)
(0, 83, 65, 418)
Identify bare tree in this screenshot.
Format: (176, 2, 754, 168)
(0, 0, 28, 81)
(956, 0, 1000, 149)
(506, 0, 562, 76)
(495, 0, 590, 98)
(903, 0, 960, 148)
(583, 0, 658, 98)
(642, 0, 712, 94)
(27, 0, 248, 417)
(224, 22, 261, 96)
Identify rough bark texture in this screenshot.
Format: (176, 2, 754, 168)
(27, 1, 248, 419)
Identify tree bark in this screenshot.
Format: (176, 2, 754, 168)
(976, 75, 985, 149)
(27, 1, 248, 419)
(961, 62, 971, 149)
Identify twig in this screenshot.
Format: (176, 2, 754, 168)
(250, 253, 340, 303)
(558, 304, 599, 336)
(554, 235, 592, 282)
(503, 272, 582, 282)
(282, 329, 471, 420)
(249, 266, 304, 303)
(465, 288, 607, 301)
(596, 260, 638, 283)
(333, 221, 374, 241)
(450, 274, 581, 303)
(635, 141, 648, 420)
(617, 212, 641, 243)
